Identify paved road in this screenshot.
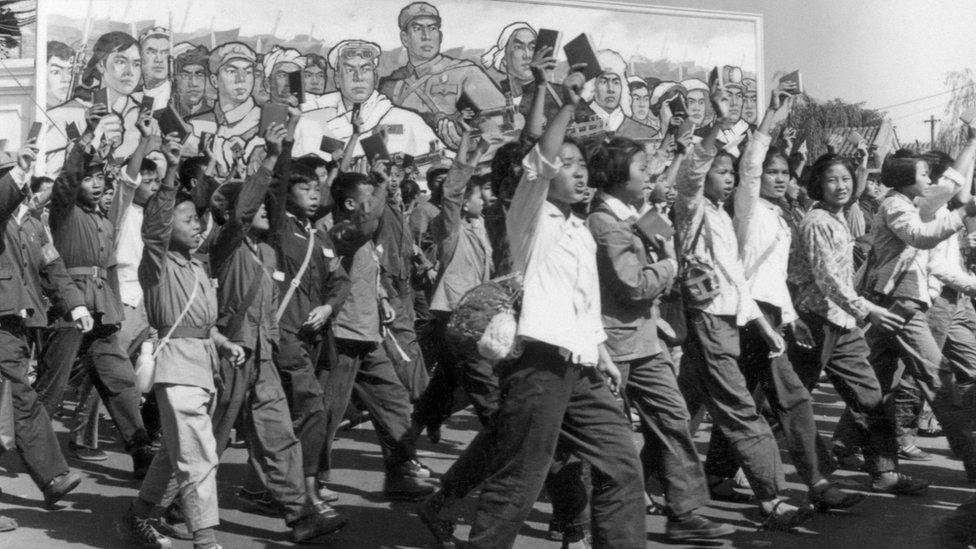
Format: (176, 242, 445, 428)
(0, 385, 971, 548)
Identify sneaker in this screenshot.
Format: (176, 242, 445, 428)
(123, 505, 172, 548)
(394, 459, 432, 479)
(237, 488, 281, 517)
(417, 497, 457, 549)
(43, 471, 82, 508)
(153, 510, 193, 541)
(898, 444, 933, 461)
(808, 483, 865, 512)
(383, 473, 435, 501)
(871, 471, 929, 495)
(132, 446, 155, 480)
(758, 500, 815, 531)
(708, 477, 751, 503)
(666, 513, 735, 540)
(291, 506, 347, 543)
(69, 442, 108, 462)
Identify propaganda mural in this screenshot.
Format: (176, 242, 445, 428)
(36, 0, 762, 176)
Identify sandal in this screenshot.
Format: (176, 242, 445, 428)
(758, 499, 815, 531)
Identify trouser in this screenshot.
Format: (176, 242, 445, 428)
(211, 348, 306, 525)
(412, 312, 500, 430)
(678, 311, 783, 500)
(138, 384, 219, 533)
(36, 322, 149, 453)
(0, 324, 70, 488)
(385, 289, 429, 401)
(275, 331, 329, 476)
(706, 304, 832, 489)
(620, 350, 708, 516)
(467, 342, 645, 549)
(859, 297, 976, 470)
(73, 302, 154, 448)
(413, 282, 437, 373)
(798, 313, 897, 473)
(318, 338, 416, 476)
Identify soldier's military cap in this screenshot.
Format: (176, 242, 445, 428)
(209, 42, 257, 74)
(139, 26, 169, 45)
(328, 40, 382, 70)
(398, 2, 441, 30)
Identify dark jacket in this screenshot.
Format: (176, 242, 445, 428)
(0, 168, 30, 318)
(587, 195, 677, 361)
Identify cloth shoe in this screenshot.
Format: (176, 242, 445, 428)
(808, 483, 865, 512)
(383, 472, 435, 501)
(69, 441, 108, 462)
(123, 504, 172, 549)
(666, 513, 735, 540)
(871, 471, 929, 495)
(291, 505, 347, 543)
(237, 488, 281, 517)
(898, 444, 932, 461)
(43, 471, 82, 508)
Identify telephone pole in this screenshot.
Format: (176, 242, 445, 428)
(924, 115, 940, 146)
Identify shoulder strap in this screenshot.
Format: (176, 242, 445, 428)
(743, 222, 786, 281)
(153, 268, 201, 359)
(275, 228, 317, 322)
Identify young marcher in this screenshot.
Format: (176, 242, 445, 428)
(789, 152, 931, 494)
(710, 86, 862, 511)
(37, 111, 155, 478)
(206, 122, 347, 543)
(453, 67, 646, 549)
(263, 117, 351, 508)
(857, 136, 976, 477)
(322, 164, 433, 502)
(585, 134, 734, 540)
(123, 134, 244, 549)
(673, 84, 812, 529)
(0, 144, 83, 515)
(409, 132, 498, 445)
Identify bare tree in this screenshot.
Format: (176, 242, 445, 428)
(935, 69, 976, 156)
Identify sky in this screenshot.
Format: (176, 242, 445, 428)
(42, 0, 973, 144)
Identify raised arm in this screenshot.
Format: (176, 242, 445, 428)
(138, 136, 181, 289)
(434, 130, 488, 261)
(884, 194, 974, 250)
(0, 145, 34, 225)
(523, 46, 557, 139)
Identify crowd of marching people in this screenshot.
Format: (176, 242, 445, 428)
(6, 3, 976, 548)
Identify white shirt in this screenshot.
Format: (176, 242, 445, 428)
(926, 206, 976, 299)
(507, 145, 606, 366)
(293, 90, 443, 160)
(588, 101, 625, 132)
(734, 131, 797, 323)
(674, 142, 761, 326)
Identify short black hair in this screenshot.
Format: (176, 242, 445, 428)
(490, 140, 529, 198)
(294, 155, 330, 174)
(427, 167, 450, 205)
(47, 41, 74, 62)
(882, 149, 923, 189)
(806, 153, 856, 202)
(178, 156, 208, 190)
(139, 158, 158, 174)
(287, 163, 316, 191)
(30, 175, 54, 194)
(401, 178, 421, 205)
(588, 136, 643, 191)
(331, 172, 372, 207)
(305, 52, 328, 71)
(922, 150, 954, 182)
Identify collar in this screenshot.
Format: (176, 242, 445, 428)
(542, 200, 585, 227)
(166, 250, 194, 268)
(758, 196, 783, 214)
(285, 211, 312, 232)
(216, 96, 257, 126)
(597, 191, 646, 221)
(409, 55, 445, 78)
(13, 203, 29, 225)
(884, 188, 914, 204)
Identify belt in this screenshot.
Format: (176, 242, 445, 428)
(158, 325, 212, 340)
(67, 266, 108, 279)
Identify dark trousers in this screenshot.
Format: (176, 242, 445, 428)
(211, 348, 307, 525)
(0, 326, 69, 488)
(412, 312, 499, 430)
(678, 311, 783, 500)
(706, 304, 832, 488)
(797, 313, 897, 473)
(275, 331, 330, 476)
(386, 290, 429, 401)
(36, 323, 149, 452)
(319, 338, 416, 475)
(620, 351, 708, 516)
(467, 342, 645, 549)
(859, 298, 976, 469)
